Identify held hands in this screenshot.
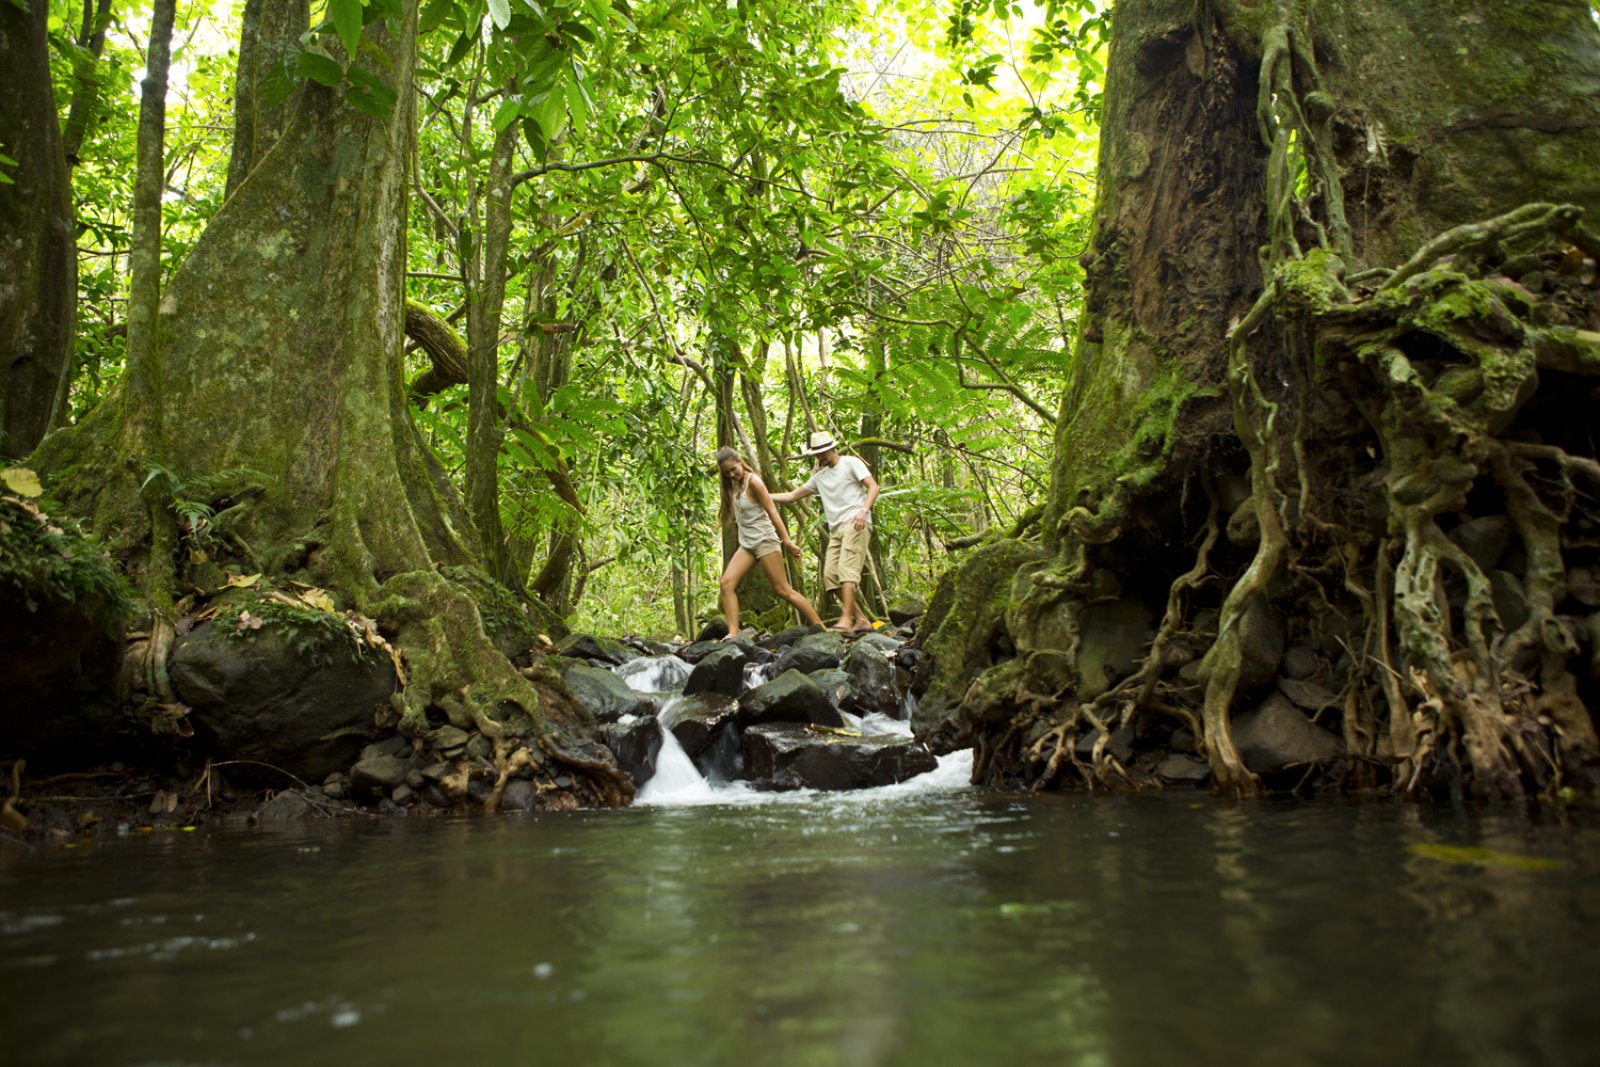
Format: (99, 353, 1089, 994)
(782, 538, 803, 559)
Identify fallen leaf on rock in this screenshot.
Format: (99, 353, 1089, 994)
(1, 467, 43, 498)
(237, 610, 262, 631)
(224, 572, 262, 589)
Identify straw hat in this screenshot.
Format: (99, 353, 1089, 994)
(801, 431, 837, 456)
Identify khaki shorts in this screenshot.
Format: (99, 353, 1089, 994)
(747, 538, 781, 559)
(823, 522, 871, 591)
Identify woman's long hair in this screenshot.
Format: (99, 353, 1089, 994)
(715, 447, 750, 529)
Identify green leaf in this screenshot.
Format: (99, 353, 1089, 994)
(565, 76, 588, 135)
(487, 0, 509, 30)
(530, 89, 567, 143)
(295, 50, 347, 88)
(418, 0, 454, 34)
(346, 64, 397, 114)
(0, 153, 19, 166)
(491, 97, 522, 132)
(330, 0, 365, 58)
(445, 23, 477, 66)
(259, 56, 296, 108)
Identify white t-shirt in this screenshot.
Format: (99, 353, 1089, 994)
(804, 455, 872, 530)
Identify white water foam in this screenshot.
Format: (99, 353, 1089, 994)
(614, 655, 691, 693)
(633, 697, 971, 809)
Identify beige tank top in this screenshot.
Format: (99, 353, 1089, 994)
(733, 475, 779, 550)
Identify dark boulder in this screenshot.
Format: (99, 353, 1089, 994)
(666, 693, 740, 760)
(1232, 692, 1342, 773)
(552, 633, 637, 667)
(1075, 596, 1154, 698)
(853, 631, 903, 654)
(760, 623, 823, 650)
(350, 753, 409, 795)
(560, 662, 656, 724)
(774, 631, 847, 675)
(887, 597, 926, 625)
(0, 582, 127, 770)
(742, 724, 937, 790)
(1157, 755, 1212, 783)
(736, 670, 845, 729)
(808, 668, 850, 707)
(677, 638, 725, 664)
(695, 617, 730, 642)
(683, 645, 750, 698)
(841, 642, 898, 715)
(1074, 723, 1136, 764)
(598, 715, 664, 787)
(171, 620, 396, 783)
(1235, 598, 1285, 696)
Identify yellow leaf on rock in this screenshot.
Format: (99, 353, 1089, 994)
(299, 588, 335, 612)
(1, 467, 42, 498)
(224, 572, 262, 588)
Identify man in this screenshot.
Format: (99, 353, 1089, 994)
(771, 430, 879, 633)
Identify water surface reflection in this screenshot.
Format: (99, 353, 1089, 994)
(3, 793, 1597, 1065)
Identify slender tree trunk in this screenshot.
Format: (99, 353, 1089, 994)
(463, 116, 519, 585)
(1, 0, 77, 459)
(61, 0, 113, 167)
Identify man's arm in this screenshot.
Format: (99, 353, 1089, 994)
(769, 485, 815, 505)
(851, 470, 879, 529)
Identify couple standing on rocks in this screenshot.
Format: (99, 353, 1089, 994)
(716, 431, 879, 640)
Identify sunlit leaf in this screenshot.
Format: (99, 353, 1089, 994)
(1407, 843, 1564, 871)
(1, 467, 43, 498)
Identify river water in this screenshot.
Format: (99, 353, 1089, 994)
(4, 770, 1599, 1066)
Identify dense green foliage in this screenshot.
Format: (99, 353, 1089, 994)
(35, 0, 1105, 636)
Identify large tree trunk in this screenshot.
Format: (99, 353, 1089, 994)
(0, 0, 77, 459)
(916, 0, 1600, 800)
(225, 0, 308, 196)
(35, 1, 628, 807)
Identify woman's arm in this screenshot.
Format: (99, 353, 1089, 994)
(751, 478, 803, 556)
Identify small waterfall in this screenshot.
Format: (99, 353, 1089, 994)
(615, 654, 691, 693)
(634, 696, 721, 806)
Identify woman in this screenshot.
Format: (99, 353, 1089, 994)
(714, 447, 822, 638)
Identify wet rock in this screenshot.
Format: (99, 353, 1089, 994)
(500, 779, 535, 812)
(742, 724, 937, 790)
(683, 645, 750, 698)
(1157, 755, 1211, 783)
(598, 715, 664, 786)
(1278, 676, 1340, 712)
(1280, 646, 1320, 681)
(1236, 598, 1285, 696)
(553, 633, 637, 667)
(1449, 515, 1514, 573)
(171, 621, 396, 783)
(853, 631, 903, 654)
(1169, 727, 1197, 753)
(774, 632, 847, 675)
(561, 662, 657, 723)
(1075, 724, 1136, 763)
(695, 618, 730, 642)
(465, 733, 493, 761)
(1491, 570, 1531, 632)
(350, 754, 409, 795)
(667, 693, 741, 759)
(676, 639, 725, 664)
(1226, 497, 1260, 547)
(404, 769, 425, 790)
(252, 789, 321, 822)
(841, 642, 898, 715)
(363, 736, 410, 761)
(428, 725, 471, 754)
(762, 624, 823, 650)
(736, 670, 846, 729)
(808, 669, 850, 706)
(887, 597, 926, 625)
(1231, 692, 1342, 773)
(1076, 597, 1154, 699)
(1569, 566, 1600, 609)
(391, 783, 414, 805)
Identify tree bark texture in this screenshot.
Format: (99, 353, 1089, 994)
(34, 1, 629, 806)
(225, 0, 309, 197)
(1, 0, 77, 459)
(916, 0, 1600, 800)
